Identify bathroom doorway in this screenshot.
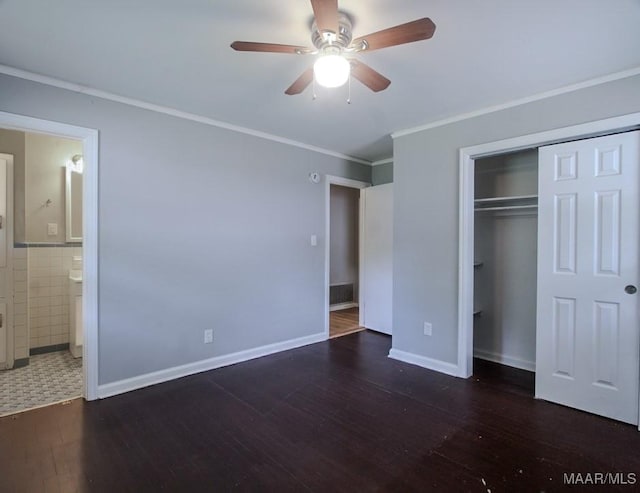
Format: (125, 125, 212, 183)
(0, 111, 99, 415)
(0, 130, 83, 415)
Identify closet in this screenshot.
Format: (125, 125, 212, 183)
(473, 149, 538, 372)
(465, 130, 640, 425)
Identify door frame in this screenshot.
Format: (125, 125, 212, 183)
(0, 154, 13, 370)
(457, 111, 640, 381)
(324, 175, 370, 339)
(0, 111, 99, 401)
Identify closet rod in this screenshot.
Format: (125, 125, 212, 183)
(475, 205, 538, 212)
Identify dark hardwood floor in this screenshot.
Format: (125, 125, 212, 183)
(1, 331, 639, 492)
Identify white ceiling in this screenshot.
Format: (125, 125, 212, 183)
(1, 0, 639, 162)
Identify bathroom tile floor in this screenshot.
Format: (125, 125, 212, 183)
(0, 351, 82, 417)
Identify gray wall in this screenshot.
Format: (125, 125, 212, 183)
(393, 74, 640, 365)
(372, 163, 393, 185)
(0, 74, 371, 385)
(330, 185, 359, 293)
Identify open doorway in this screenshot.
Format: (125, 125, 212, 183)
(0, 130, 85, 416)
(329, 184, 361, 338)
(324, 176, 369, 339)
(472, 149, 538, 376)
(0, 111, 98, 415)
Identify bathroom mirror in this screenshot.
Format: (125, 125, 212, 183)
(65, 163, 83, 242)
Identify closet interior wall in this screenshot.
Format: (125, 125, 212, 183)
(473, 149, 538, 372)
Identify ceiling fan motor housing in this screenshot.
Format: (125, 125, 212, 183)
(311, 12, 353, 51)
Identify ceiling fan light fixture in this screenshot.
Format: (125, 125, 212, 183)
(313, 54, 350, 88)
(231, 1, 437, 96)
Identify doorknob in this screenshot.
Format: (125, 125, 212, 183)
(624, 285, 637, 294)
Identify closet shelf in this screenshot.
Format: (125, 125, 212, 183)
(474, 194, 538, 212)
(476, 204, 538, 212)
(474, 194, 538, 204)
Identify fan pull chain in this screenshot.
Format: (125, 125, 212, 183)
(312, 77, 317, 101)
(347, 74, 351, 104)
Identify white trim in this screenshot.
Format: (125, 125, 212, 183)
(457, 149, 475, 378)
(325, 175, 370, 340)
(6, 156, 13, 369)
(82, 128, 99, 401)
(98, 332, 325, 399)
(0, 154, 13, 370)
(0, 110, 100, 401)
(358, 191, 366, 328)
(0, 64, 372, 166)
(457, 111, 640, 379)
(474, 349, 535, 373)
(329, 302, 358, 312)
(371, 158, 393, 166)
(392, 66, 640, 139)
(388, 348, 460, 377)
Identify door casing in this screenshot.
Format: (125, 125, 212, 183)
(0, 154, 13, 370)
(324, 175, 370, 339)
(0, 111, 99, 401)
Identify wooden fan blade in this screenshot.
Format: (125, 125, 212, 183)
(285, 67, 314, 95)
(350, 60, 391, 92)
(352, 17, 436, 52)
(231, 41, 309, 54)
(310, 0, 339, 33)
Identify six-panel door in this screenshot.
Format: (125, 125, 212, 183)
(536, 131, 640, 425)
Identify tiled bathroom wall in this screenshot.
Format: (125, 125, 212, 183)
(28, 246, 82, 350)
(12, 246, 82, 353)
(13, 248, 28, 360)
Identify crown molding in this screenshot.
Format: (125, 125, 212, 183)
(391, 66, 640, 139)
(371, 157, 393, 166)
(0, 64, 372, 166)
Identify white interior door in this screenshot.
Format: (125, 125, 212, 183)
(536, 131, 640, 425)
(0, 155, 9, 368)
(361, 183, 393, 335)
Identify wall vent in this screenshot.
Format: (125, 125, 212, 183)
(330, 283, 354, 305)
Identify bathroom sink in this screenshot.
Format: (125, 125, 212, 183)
(69, 269, 83, 282)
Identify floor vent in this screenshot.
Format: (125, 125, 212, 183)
(330, 283, 354, 305)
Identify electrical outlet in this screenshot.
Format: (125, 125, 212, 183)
(423, 322, 432, 336)
(204, 329, 213, 344)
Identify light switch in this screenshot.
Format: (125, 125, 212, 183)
(47, 223, 58, 236)
(310, 235, 318, 247)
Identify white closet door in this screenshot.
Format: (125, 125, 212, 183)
(536, 131, 640, 425)
(361, 183, 393, 335)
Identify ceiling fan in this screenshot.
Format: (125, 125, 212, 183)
(231, 0, 436, 95)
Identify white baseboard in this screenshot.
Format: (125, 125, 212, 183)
(474, 349, 535, 372)
(98, 332, 326, 399)
(388, 348, 460, 377)
(329, 302, 358, 312)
